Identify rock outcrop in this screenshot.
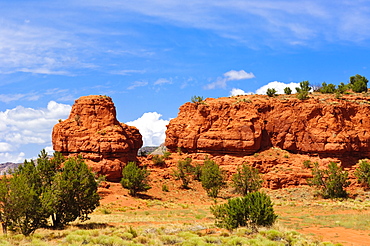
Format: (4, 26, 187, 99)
(165, 95, 370, 157)
(52, 95, 142, 181)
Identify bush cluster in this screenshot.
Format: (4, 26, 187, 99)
(0, 150, 100, 235)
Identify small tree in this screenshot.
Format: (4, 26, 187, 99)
(121, 162, 151, 196)
(350, 74, 368, 93)
(337, 82, 348, 94)
(173, 158, 194, 189)
(211, 191, 277, 231)
(193, 163, 202, 181)
(296, 80, 311, 100)
(319, 82, 336, 94)
(191, 95, 204, 104)
(266, 88, 277, 97)
(354, 159, 370, 187)
(0, 175, 10, 234)
(232, 163, 263, 196)
(200, 159, 226, 198)
(284, 87, 292, 95)
(51, 156, 100, 228)
(5, 160, 48, 236)
(308, 162, 350, 199)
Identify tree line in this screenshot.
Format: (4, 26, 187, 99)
(267, 74, 369, 98)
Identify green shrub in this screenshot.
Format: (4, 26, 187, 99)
(319, 82, 336, 94)
(152, 155, 165, 166)
(266, 88, 277, 97)
(302, 160, 312, 168)
(163, 151, 172, 159)
(350, 74, 368, 93)
(211, 191, 277, 230)
(200, 158, 226, 198)
(121, 162, 151, 196)
(173, 158, 194, 189)
(162, 184, 169, 192)
(284, 87, 292, 95)
(297, 90, 309, 100)
(354, 159, 370, 187)
(231, 163, 263, 196)
(308, 162, 350, 199)
(337, 82, 348, 94)
(193, 163, 202, 181)
(296, 80, 311, 100)
(191, 95, 204, 103)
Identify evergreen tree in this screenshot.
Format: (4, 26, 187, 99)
(296, 80, 311, 100)
(0, 176, 11, 235)
(200, 158, 226, 198)
(308, 162, 350, 199)
(284, 87, 292, 95)
(173, 158, 194, 189)
(51, 156, 100, 228)
(7, 160, 49, 235)
(350, 74, 368, 93)
(266, 88, 277, 97)
(0, 150, 100, 233)
(211, 191, 277, 230)
(121, 162, 151, 196)
(232, 163, 263, 196)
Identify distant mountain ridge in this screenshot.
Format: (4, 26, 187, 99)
(0, 162, 21, 175)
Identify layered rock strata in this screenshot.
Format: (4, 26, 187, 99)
(52, 95, 142, 181)
(165, 95, 370, 157)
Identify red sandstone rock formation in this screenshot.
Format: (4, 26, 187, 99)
(165, 95, 370, 157)
(52, 95, 142, 181)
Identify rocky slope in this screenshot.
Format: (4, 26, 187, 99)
(165, 94, 370, 157)
(52, 95, 142, 181)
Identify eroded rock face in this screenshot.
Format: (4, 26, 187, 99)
(52, 95, 142, 181)
(165, 95, 370, 157)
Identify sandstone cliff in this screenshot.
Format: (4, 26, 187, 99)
(165, 94, 370, 157)
(52, 95, 142, 181)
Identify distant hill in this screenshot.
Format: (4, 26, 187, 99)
(0, 162, 21, 175)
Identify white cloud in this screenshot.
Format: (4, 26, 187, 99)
(126, 112, 169, 147)
(0, 19, 83, 75)
(204, 69, 255, 90)
(0, 152, 25, 164)
(0, 101, 71, 162)
(127, 81, 148, 90)
(112, 69, 146, 75)
(255, 81, 300, 94)
(0, 93, 41, 103)
(84, 1, 370, 46)
(18, 68, 70, 76)
(154, 78, 172, 85)
(229, 88, 254, 96)
(44, 146, 55, 155)
(0, 143, 13, 152)
(224, 70, 255, 81)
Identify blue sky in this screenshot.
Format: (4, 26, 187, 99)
(1, 0, 370, 162)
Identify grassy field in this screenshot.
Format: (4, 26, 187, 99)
(1, 185, 369, 245)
